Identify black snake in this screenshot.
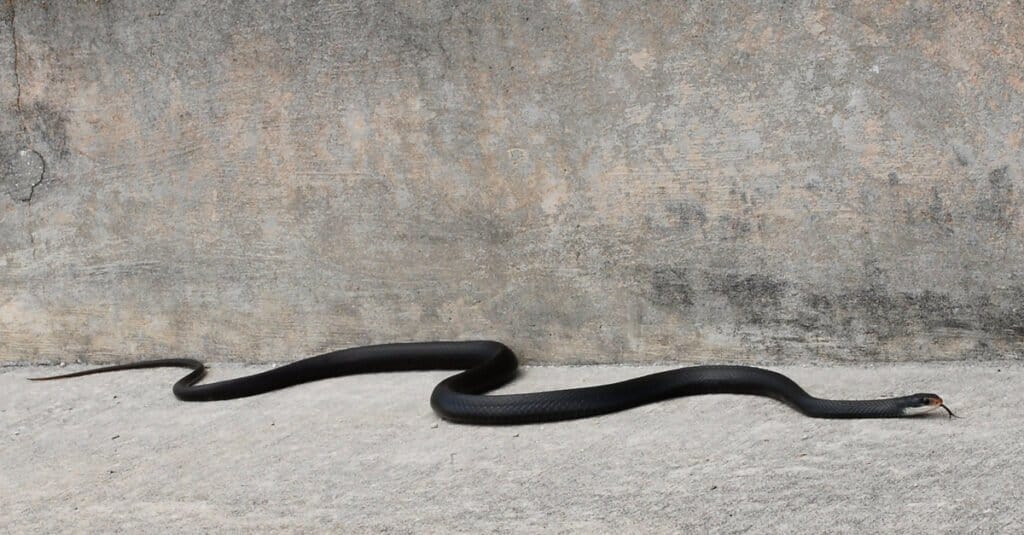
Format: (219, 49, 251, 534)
(32, 340, 954, 424)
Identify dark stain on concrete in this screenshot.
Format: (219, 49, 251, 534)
(975, 166, 1016, 229)
(988, 166, 1011, 190)
(717, 214, 753, 241)
(665, 200, 707, 231)
(468, 213, 514, 245)
(899, 290, 973, 331)
(790, 287, 1024, 342)
(648, 267, 693, 308)
(976, 287, 1024, 338)
(709, 272, 788, 325)
(926, 186, 954, 235)
(23, 101, 70, 158)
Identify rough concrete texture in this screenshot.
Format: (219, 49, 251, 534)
(3, 362, 1021, 532)
(1, 2, 1023, 364)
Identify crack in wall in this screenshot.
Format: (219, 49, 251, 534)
(22, 147, 42, 203)
(5, 147, 44, 202)
(5, 0, 45, 203)
(10, 0, 25, 126)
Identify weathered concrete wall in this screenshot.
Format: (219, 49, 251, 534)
(2, 1, 1022, 364)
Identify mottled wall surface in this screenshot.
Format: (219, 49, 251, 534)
(1, 1, 1022, 364)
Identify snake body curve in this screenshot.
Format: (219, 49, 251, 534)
(32, 340, 950, 424)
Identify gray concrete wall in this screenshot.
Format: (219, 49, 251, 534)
(2, 1, 1022, 364)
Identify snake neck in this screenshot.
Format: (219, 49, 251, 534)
(795, 397, 908, 419)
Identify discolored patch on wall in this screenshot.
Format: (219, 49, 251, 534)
(647, 267, 693, 308)
(976, 286, 1024, 339)
(975, 166, 1017, 229)
(715, 214, 755, 241)
(21, 101, 70, 160)
(707, 272, 789, 326)
(791, 287, 1024, 343)
(665, 200, 707, 231)
(925, 186, 955, 236)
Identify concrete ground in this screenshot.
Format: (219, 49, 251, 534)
(2, 362, 1021, 533)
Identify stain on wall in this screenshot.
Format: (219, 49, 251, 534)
(1, 1, 1023, 364)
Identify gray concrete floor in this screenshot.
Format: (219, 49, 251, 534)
(2, 362, 1021, 533)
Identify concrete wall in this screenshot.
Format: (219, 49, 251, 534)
(2, 1, 1022, 364)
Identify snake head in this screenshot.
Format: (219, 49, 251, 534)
(902, 393, 955, 418)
